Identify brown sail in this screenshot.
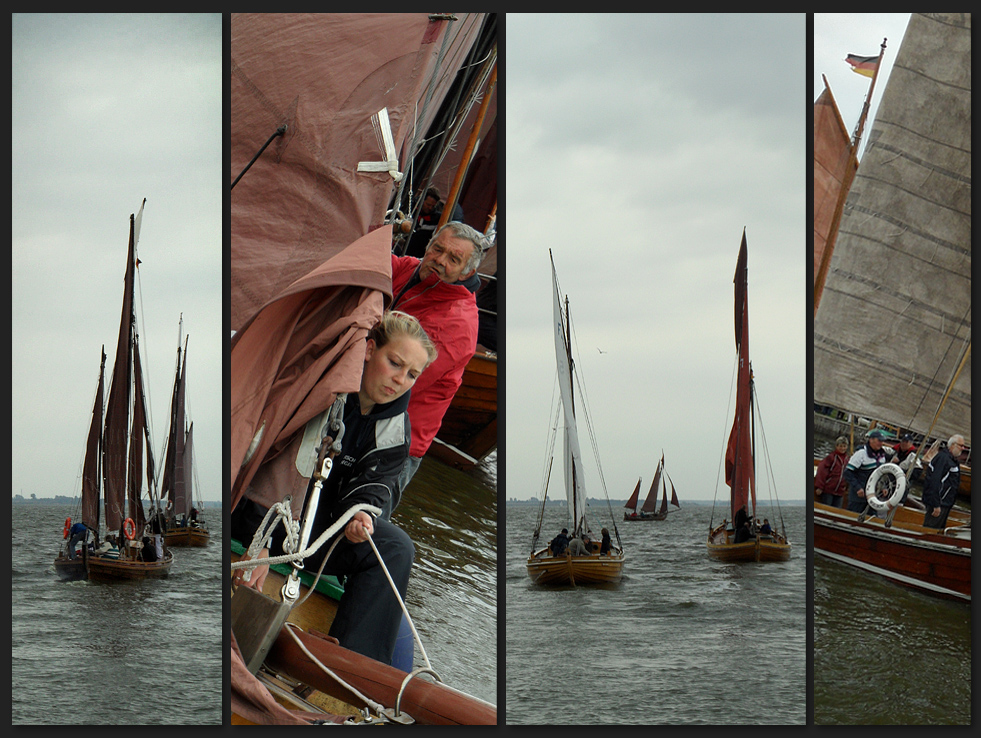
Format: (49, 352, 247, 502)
(813, 80, 858, 315)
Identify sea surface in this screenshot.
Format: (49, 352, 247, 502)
(505, 501, 806, 725)
(12, 503, 223, 725)
(812, 423, 971, 725)
(389, 452, 497, 706)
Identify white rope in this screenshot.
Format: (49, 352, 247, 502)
(229, 503, 380, 575)
(282, 622, 388, 716)
(364, 534, 433, 672)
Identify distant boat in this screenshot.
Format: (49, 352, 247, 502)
(623, 453, 680, 521)
(54, 201, 174, 581)
(159, 319, 210, 547)
(526, 251, 625, 586)
(706, 231, 791, 562)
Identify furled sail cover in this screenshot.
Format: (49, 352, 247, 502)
(813, 81, 858, 313)
(814, 13, 971, 443)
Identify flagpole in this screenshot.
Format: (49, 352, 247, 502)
(851, 38, 887, 151)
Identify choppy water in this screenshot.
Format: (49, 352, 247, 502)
(506, 502, 806, 724)
(12, 503, 222, 725)
(391, 454, 497, 706)
(812, 425, 971, 725)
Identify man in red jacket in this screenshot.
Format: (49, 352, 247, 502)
(389, 221, 485, 502)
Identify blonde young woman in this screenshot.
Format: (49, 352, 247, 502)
(231, 311, 437, 665)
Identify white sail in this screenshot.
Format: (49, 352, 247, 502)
(551, 259, 587, 529)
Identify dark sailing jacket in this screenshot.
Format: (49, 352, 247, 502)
(231, 390, 411, 548)
(922, 447, 960, 511)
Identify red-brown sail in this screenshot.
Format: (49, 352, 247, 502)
(624, 478, 641, 512)
(102, 203, 142, 532)
(724, 230, 755, 522)
(813, 80, 858, 316)
(640, 454, 664, 513)
(81, 348, 106, 530)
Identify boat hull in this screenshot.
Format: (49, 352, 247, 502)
(706, 524, 791, 562)
(623, 511, 667, 521)
(87, 551, 174, 581)
(266, 627, 497, 725)
(526, 549, 625, 586)
(428, 352, 497, 470)
(230, 547, 495, 724)
(813, 501, 970, 601)
(164, 524, 211, 547)
(53, 554, 88, 581)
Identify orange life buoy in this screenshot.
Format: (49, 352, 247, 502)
(123, 517, 137, 540)
(63, 517, 71, 539)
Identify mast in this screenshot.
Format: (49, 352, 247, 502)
(724, 230, 755, 523)
(850, 38, 887, 152)
(564, 293, 578, 534)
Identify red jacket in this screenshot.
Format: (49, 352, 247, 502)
(390, 254, 478, 457)
(814, 449, 849, 497)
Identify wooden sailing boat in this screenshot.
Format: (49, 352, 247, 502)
(53, 348, 106, 581)
(526, 251, 625, 586)
(159, 320, 209, 547)
(623, 453, 680, 521)
(813, 13, 971, 600)
(229, 13, 497, 724)
(56, 201, 173, 582)
(707, 231, 791, 562)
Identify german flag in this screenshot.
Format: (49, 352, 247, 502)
(845, 53, 879, 78)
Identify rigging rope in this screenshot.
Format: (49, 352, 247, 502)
(709, 350, 740, 530)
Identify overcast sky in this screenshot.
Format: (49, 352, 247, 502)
(505, 14, 806, 510)
(813, 14, 912, 160)
(12, 14, 222, 502)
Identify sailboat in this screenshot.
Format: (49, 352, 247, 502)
(813, 13, 971, 601)
(526, 251, 626, 586)
(707, 231, 792, 562)
(54, 201, 174, 582)
(159, 319, 209, 547)
(229, 13, 497, 724)
(623, 453, 680, 521)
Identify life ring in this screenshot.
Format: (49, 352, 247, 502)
(63, 517, 71, 539)
(866, 463, 906, 513)
(123, 517, 137, 540)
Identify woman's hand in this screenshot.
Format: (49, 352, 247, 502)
(233, 547, 270, 591)
(345, 511, 375, 544)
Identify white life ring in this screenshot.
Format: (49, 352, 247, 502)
(865, 463, 906, 513)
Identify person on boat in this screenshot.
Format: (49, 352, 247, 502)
(549, 528, 570, 557)
(66, 521, 89, 559)
(568, 536, 587, 556)
(891, 434, 918, 471)
(760, 518, 773, 535)
(400, 186, 464, 259)
(230, 311, 437, 666)
(734, 519, 753, 543)
(733, 504, 749, 532)
(600, 528, 612, 555)
(843, 430, 888, 513)
(390, 221, 485, 495)
(814, 436, 849, 508)
(921, 434, 964, 529)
